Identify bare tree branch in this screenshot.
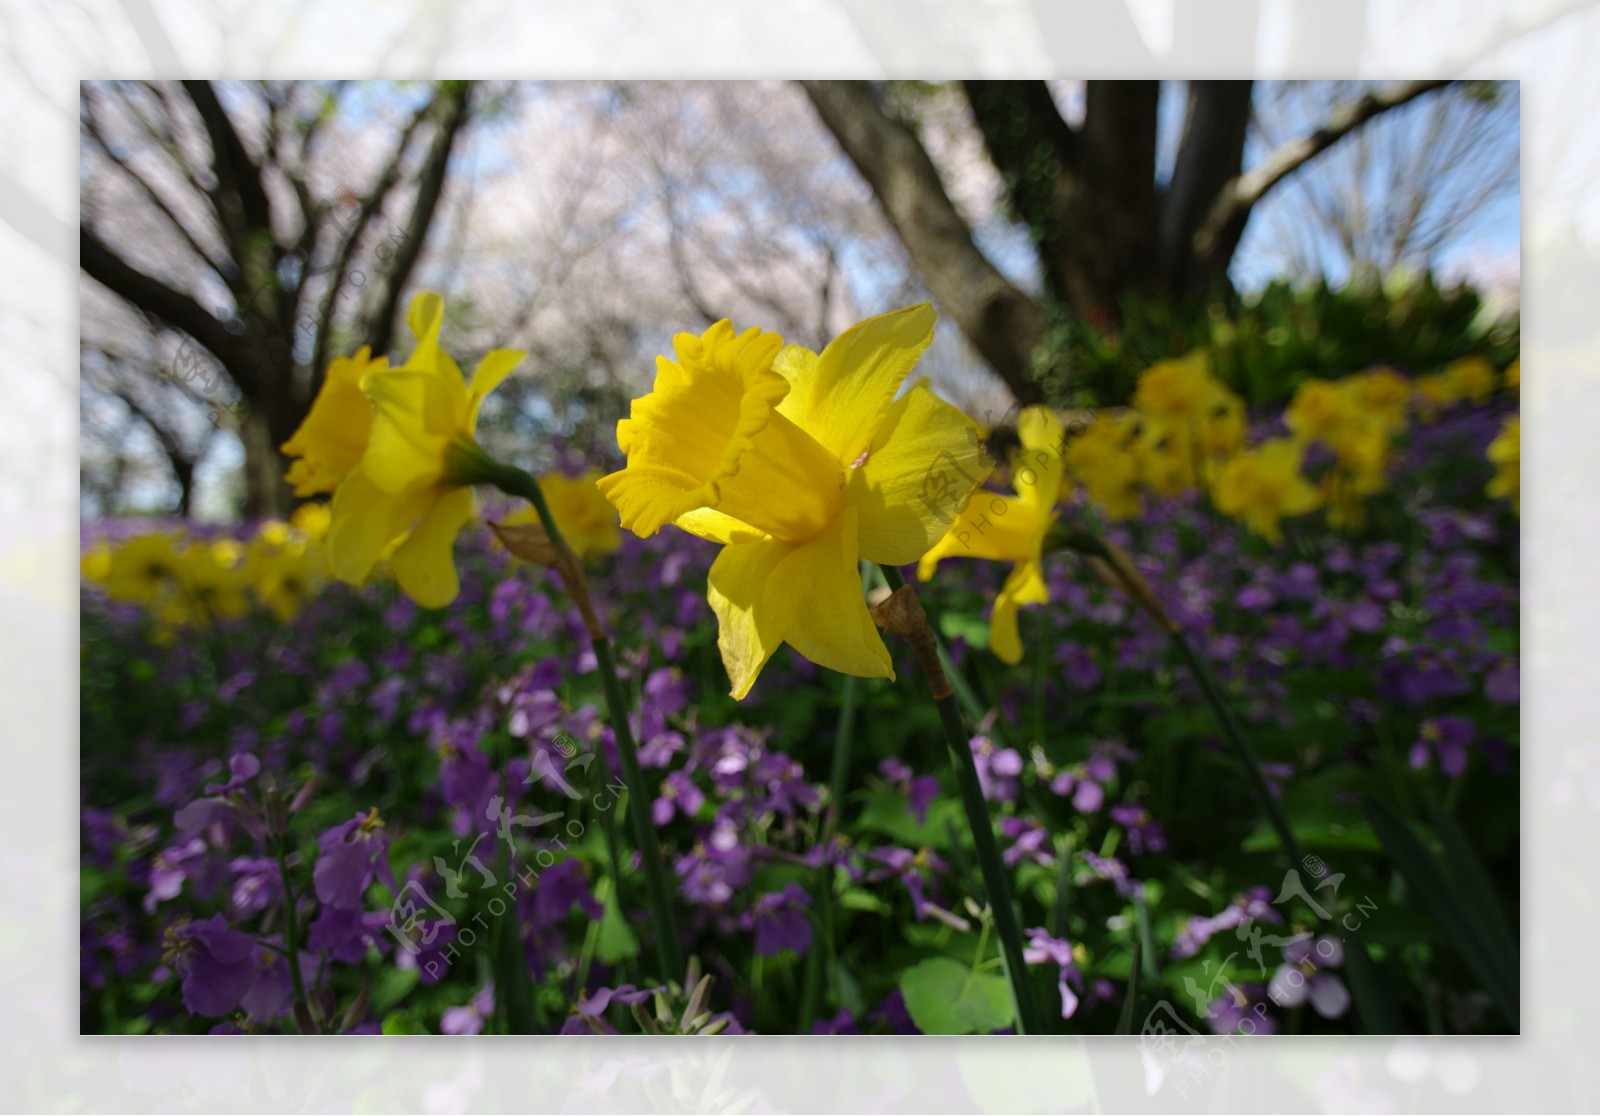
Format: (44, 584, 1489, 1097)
(802, 80, 1048, 404)
(1193, 79, 1453, 277)
(360, 81, 473, 358)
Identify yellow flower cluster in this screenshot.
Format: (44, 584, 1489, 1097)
(497, 469, 621, 561)
(81, 504, 332, 635)
(1056, 351, 1516, 541)
(1486, 414, 1519, 516)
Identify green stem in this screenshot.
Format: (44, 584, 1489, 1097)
(271, 835, 314, 1034)
(1169, 628, 1303, 864)
(879, 564, 1041, 1036)
(487, 462, 684, 982)
(800, 670, 860, 1032)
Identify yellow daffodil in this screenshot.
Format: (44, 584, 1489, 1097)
(919, 406, 1064, 664)
(1487, 414, 1519, 516)
(1197, 382, 1247, 457)
(1342, 367, 1411, 433)
(1063, 413, 1143, 521)
(500, 469, 621, 561)
(281, 346, 388, 497)
(244, 537, 325, 623)
(1212, 438, 1321, 545)
(102, 532, 183, 605)
(1444, 355, 1497, 404)
(1285, 378, 1357, 446)
(1504, 358, 1520, 392)
(1134, 417, 1199, 497)
(327, 292, 524, 609)
(599, 306, 990, 699)
(80, 543, 112, 585)
(292, 501, 332, 542)
(1133, 352, 1213, 422)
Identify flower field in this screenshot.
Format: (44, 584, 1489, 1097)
(79, 301, 1520, 1038)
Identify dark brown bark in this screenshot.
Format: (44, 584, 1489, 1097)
(802, 81, 1049, 404)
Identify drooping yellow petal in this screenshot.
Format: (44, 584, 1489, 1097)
(854, 380, 993, 566)
(775, 503, 893, 683)
(391, 486, 477, 608)
(989, 560, 1049, 665)
(1014, 406, 1066, 514)
(707, 535, 802, 699)
(916, 493, 1038, 580)
(775, 304, 936, 466)
(359, 370, 462, 495)
(327, 466, 433, 587)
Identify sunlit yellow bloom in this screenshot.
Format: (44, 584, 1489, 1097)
(80, 543, 112, 584)
(1285, 379, 1356, 446)
(1063, 413, 1143, 520)
(1341, 367, 1411, 433)
(500, 469, 622, 561)
(102, 533, 183, 605)
(1212, 438, 1321, 545)
(919, 406, 1064, 664)
(176, 541, 251, 623)
(244, 537, 325, 623)
(292, 502, 332, 542)
(1486, 414, 1519, 516)
(1444, 356, 1497, 404)
(1134, 418, 1198, 497)
(327, 293, 524, 609)
(1197, 382, 1247, 457)
(1503, 359, 1519, 392)
(1133, 352, 1213, 421)
(1411, 373, 1456, 421)
(281, 346, 388, 497)
(599, 306, 990, 699)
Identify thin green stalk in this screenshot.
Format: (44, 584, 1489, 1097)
(879, 564, 1041, 1036)
(487, 462, 683, 982)
(271, 835, 314, 1034)
(799, 670, 860, 1032)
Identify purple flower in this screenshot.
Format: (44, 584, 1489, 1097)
(313, 808, 396, 910)
(203, 752, 260, 795)
(652, 770, 706, 826)
(971, 735, 1022, 801)
(747, 883, 812, 957)
(1484, 659, 1519, 704)
(1267, 935, 1350, 1019)
(1110, 801, 1168, 855)
(143, 838, 208, 912)
(308, 904, 389, 964)
(163, 915, 256, 1017)
(1172, 887, 1280, 958)
(561, 983, 658, 1034)
(1023, 927, 1083, 1019)
(1410, 716, 1477, 778)
(1207, 983, 1279, 1035)
(811, 1009, 861, 1035)
(441, 983, 495, 1035)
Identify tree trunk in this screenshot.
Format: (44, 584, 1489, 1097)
(239, 409, 292, 520)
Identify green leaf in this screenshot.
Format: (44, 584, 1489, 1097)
(838, 887, 891, 916)
(899, 957, 1016, 1035)
(939, 610, 990, 651)
(370, 965, 419, 1014)
(1363, 796, 1519, 1029)
(597, 884, 640, 965)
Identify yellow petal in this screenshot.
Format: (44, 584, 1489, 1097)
(1015, 406, 1066, 514)
(467, 349, 525, 432)
(391, 486, 476, 608)
(777, 304, 937, 465)
(854, 380, 994, 566)
(327, 466, 434, 587)
(674, 507, 771, 546)
(916, 492, 1038, 580)
(708, 536, 800, 699)
(280, 347, 383, 496)
(779, 505, 894, 683)
(989, 560, 1048, 665)
(360, 370, 463, 494)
